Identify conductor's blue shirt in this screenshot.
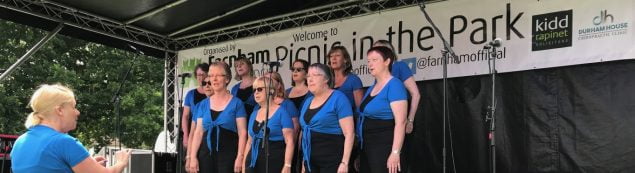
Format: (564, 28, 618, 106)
(11, 125, 90, 173)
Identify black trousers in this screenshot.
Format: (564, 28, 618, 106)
(198, 129, 238, 173)
(245, 141, 286, 173)
(305, 131, 344, 173)
(360, 118, 398, 173)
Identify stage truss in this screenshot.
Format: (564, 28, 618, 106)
(0, 0, 440, 153)
(172, 0, 432, 50)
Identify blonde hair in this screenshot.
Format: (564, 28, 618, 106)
(25, 84, 75, 128)
(254, 76, 279, 98)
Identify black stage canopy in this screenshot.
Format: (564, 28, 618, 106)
(0, 0, 423, 57)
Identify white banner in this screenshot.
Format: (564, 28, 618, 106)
(176, 0, 634, 92)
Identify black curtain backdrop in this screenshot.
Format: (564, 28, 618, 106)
(408, 60, 635, 173)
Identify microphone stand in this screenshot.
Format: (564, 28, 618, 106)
(176, 73, 188, 173)
(418, 2, 458, 173)
(111, 45, 142, 150)
(261, 63, 279, 173)
(485, 44, 499, 173)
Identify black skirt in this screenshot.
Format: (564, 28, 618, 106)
(197, 128, 239, 173)
(244, 140, 286, 173)
(360, 118, 396, 173)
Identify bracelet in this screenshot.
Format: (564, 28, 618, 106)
(340, 161, 348, 165)
(284, 163, 292, 168)
(185, 156, 190, 160)
(407, 119, 414, 123)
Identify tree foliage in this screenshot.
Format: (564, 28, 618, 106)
(0, 20, 164, 150)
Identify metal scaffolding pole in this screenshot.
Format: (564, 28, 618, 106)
(0, 23, 64, 82)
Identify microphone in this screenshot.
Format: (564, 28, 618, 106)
(484, 38, 502, 49)
(263, 61, 283, 67)
(178, 73, 191, 77)
(128, 44, 145, 55)
(418, 0, 426, 9)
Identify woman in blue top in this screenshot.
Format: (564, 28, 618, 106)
(358, 47, 408, 173)
(183, 63, 210, 149)
(373, 40, 421, 173)
(11, 84, 131, 173)
(373, 40, 420, 135)
(264, 72, 300, 133)
(243, 76, 295, 173)
(188, 62, 248, 173)
(286, 59, 312, 111)
(328, 46, 364, 110)
(265, 71, 304, 172)
(186, 76, 215, 164)
(300, 63, 355, 173)
(231, 57, 257, 117)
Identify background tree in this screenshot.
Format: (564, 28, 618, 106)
(0, 20, 164, 151)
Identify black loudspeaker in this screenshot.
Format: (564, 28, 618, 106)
(154, 152, 177, 173)
(105, 148, 154, 173)
(129, 150, 153, 173)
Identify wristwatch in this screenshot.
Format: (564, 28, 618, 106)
(391, 150, 400, 155)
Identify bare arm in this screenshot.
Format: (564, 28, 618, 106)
(235, 117, 248, 171)
(403, 77, 421, 132)
(388, 100, 407, 173)
(242, 135, 252, 173)
(353, 89, 364, 109)
(72, 150, 131, 173)
(282, 128, 295, 169)
(187, 120, 197, 152)
(339, 116, 355, 166)
(291, 117, 300, 140)
(390, 100, 408, 152)
(181, 107, 191, 146)
(188, 118, 205, 172)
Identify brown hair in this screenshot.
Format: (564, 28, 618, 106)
(367, 46, 396, 72)
(327, 46, 353, 75)
(233, 56, 254, 80)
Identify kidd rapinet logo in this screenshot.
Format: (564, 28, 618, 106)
(532, 10, 573, 51)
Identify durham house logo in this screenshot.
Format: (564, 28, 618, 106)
(532, 10, 573, 51)
(578, 10, 629, 41)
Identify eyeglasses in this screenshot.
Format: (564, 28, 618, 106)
(208, 74, 226, 79)
(202, 81, 212, 86)
(253, 87, 266, 93)
(307, 73, 324, 78)
(291, 67, 305, 72)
